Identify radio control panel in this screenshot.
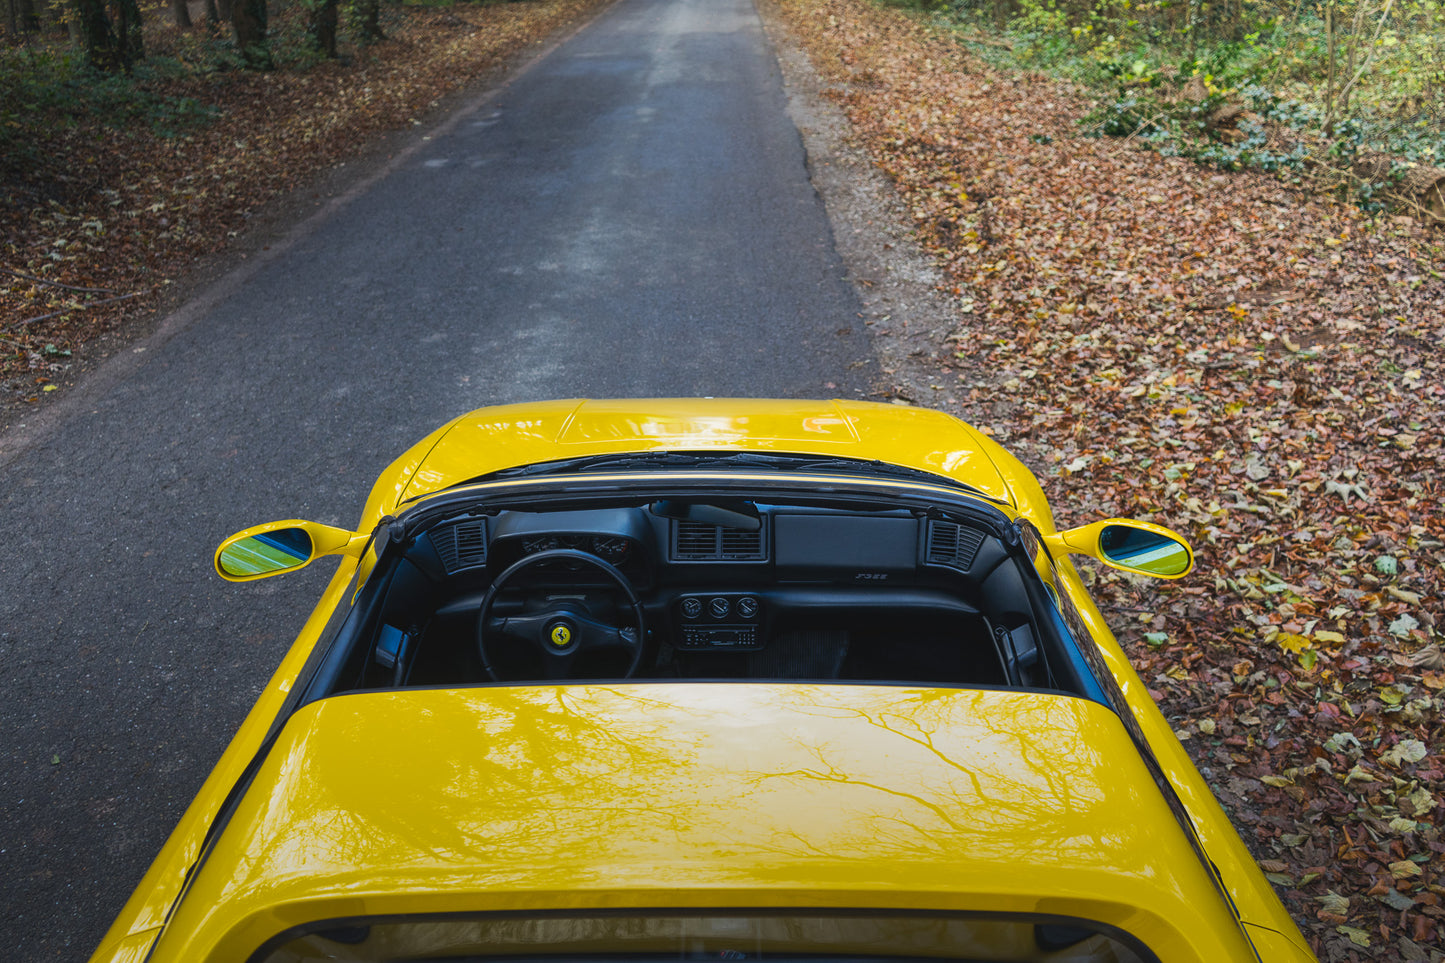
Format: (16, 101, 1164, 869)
(674, 593, 764, 650)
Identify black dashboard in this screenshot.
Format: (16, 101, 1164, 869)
(419, 502, 1001, 586)
(319, 493, 1079, 695)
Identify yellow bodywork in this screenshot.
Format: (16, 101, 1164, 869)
(152, 686, 1254, 962)
(90, 400, 1316, 963)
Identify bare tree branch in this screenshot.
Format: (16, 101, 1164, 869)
(13, 292, 147, 327)
(1, 268, 119, 295)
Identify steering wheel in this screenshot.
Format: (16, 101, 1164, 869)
(477, 548, 647, 681)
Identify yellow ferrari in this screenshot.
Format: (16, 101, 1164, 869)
(91, 400, 1316, 963)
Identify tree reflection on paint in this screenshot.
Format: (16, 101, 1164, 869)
(751, 689, 1129, 867)
(178, 684, 1217, 961)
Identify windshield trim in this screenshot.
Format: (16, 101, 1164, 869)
(446, 451, 1005, 503)
(393, 470, 1016, 537)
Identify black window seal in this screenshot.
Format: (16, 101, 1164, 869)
(244, 906, 1163, 963)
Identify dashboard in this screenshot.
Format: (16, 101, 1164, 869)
(344, 497, 1047, 690)
(423, 502, 997, 584)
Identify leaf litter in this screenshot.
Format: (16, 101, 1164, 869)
(1, 0, 608, 408)
(769, 0, 1443, 957)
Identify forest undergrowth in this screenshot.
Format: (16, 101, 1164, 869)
(0, 0, 606, 401)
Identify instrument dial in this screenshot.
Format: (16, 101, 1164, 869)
(521, 535, 562, 554)
(591, 536, 631, 563)
(520, 535, 631, 562)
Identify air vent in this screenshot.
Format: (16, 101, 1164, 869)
(927, 520, 985, 571)
(673, 521, 766, 561)
(433, 520, 487, 573)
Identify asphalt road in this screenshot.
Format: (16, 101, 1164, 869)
(0, 0, 877, 956)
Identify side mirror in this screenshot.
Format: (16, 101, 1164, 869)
(1043, 518, 1194, 579)
(214, 520, 365, 582)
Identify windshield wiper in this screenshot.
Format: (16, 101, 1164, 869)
(754, 455, 983, 490)
(484, 451, 732, 478)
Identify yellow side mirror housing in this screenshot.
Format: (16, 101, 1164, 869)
(1044, 518, 1194, 579)
(214, 520, 368, 582)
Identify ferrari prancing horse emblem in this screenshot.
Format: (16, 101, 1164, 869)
(549, 623, 572, 647)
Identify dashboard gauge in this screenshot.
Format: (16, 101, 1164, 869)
(521, 535, 562, 555)
(520, 534, 630, 561)
(590, 536, 631, 563)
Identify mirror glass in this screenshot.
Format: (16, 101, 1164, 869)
(1098, 525, 1191, 577)
(218, 527, 313, 578)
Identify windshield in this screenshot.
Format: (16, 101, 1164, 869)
(290, 477, 1105, 704)
(253, 911, 1157, 963)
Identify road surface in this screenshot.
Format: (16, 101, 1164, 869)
(0, 0, 878, 955)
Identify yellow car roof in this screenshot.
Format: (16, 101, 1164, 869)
(371, 400, 1048, 519)
(157, 684, 1255, 963)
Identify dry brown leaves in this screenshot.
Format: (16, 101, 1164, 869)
(1, 0, 605, 400)
(774, 0, 1444, 958)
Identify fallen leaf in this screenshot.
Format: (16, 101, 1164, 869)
(1403, 787, 1436, 816)
(1410, 645, 1445, 670)
(1380, 739, 1428, 766)
(1386, 586, 1423, 605)
(1344, 764, 1376, 784)
(1389, 860, 1423, 879)
(1336, 925, 1371, 947)
(1377, 889, 1416, 912)
(1278, 633, 1312, 654)
(1389, 613, 1420, 637)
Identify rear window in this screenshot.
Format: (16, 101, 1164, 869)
(254, 911, 1157, 963)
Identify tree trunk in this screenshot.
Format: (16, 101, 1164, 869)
(4, 0, 35, 34)
(215, 0, 230, 21)
(171, 0, 191, 28)
(71, 0, 121, 70)
(231, 0, 271, 68)
(203, 0, 220, 30)
(113, 0, 143, 66)
(21, 0, 45, 31)
(353, 0, 383, 44)
(307, 0, 338, 58)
